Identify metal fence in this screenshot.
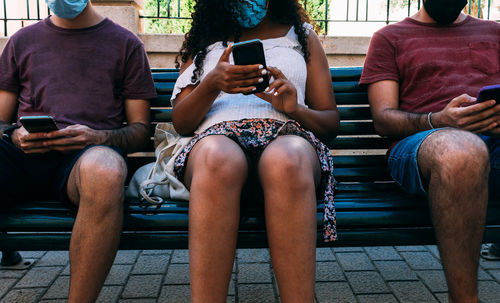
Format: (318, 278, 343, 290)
(1, 0, 498, 36)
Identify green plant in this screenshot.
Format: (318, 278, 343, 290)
(142, 0, 195, 34)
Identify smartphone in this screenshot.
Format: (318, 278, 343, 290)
(20, 116, 59, 133)
(477, 84, 500, 103)
(232, 39, 269, 94)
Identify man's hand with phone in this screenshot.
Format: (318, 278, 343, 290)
(431, 94, 500, 133)
(41, 124, 105, 153)
(11, 126, 61, 154)
(206, 45, 268, 95)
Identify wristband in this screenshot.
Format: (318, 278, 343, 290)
(427, 112, 435, 129)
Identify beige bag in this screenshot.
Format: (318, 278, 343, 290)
(126, 123, 191, 204)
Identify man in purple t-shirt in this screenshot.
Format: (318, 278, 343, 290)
(0, 1, 156, 302)
(360, 0, 500, 302)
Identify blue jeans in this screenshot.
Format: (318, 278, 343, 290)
(388, 129, 500, 196)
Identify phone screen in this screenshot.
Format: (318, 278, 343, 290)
(232, 39, 269, 94)
(477, 84, 500, 103)
(20, 116, 59, 133)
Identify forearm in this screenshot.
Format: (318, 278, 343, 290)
(375, 108, 431, 138)
(288, 105, 340, 141)
(171, 78, 221, 135)
(0, 121, 13, 136)
(99, 122, 150, 153)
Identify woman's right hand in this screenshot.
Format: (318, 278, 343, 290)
(205, 45, 267, 94)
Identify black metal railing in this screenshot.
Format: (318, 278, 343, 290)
(1, 0, 498, 36)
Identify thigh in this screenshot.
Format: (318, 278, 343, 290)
(180, 135, 249, 190)
(66, 145, 126, 206)
(258, 135, 321, 187)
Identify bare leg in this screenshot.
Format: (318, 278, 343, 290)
(66, 146, 127, 303)
(185, 136, 248, 303)
(258, 136, 320, 303)
(418, 129, 488, 303)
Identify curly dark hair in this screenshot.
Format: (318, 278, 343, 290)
(175, 0, 312, 83)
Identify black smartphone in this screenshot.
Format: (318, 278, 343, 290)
(232, 39, 269, 94)
(20, 115, 59, 133)
(477, 84, 500, 103)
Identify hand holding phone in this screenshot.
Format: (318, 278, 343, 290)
(232, 39, 269, 94)
(19, 115, 59, 133)
(477, 84, 500, 103)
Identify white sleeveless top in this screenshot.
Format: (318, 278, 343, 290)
(171, 23, 313, 134)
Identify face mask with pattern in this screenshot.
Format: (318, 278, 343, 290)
(226, 0, 267, 29)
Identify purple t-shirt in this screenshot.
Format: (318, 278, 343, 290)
(0, 17, 157, 130)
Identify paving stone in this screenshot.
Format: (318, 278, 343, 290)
(15, 266, 63, 288)
(0, 288, 44, 303)
(237, 249, 270, 263)
(434, 292, 449, 303)
(345, 271, 388, 294)
(20, 251, 46, 259)
(122, 274, 163, 298)
(478, 267, 494, 281)
(164, 263, 190, 284)
(141, 250, 172, 255)
(395, 245, 427, 252)
(316, 248, 336, 261)
(171, 249, 189, 264)
(356, 294, 398, 303)
(416, 270, 447, 292)
(113, 250, 140, 265)
(490, 269, 500, 282)
(316, 261, 345, 281)
(237, 263, 272, 283)
(159, 285, 190, 303)
(315, 282, 356, 303)
(61, 264, 70, 276)
(0, 269, 27, 279)
(105, 264, 133, 285)
(238, 284, 276, 303)
(425, 245, 441, 259)
(226, 295, 235, 303)
(119, 300, 156, 303)
(39, 300, 67, 303)
(374, 261, 417, 281)
(132, 254, 169, 274)
(35, 251, 69, 267)
(96, 286, 122, 303)
(336, 253, 374, 271)
(228, 274, 235, 296)
(478, 280, 500, 303)
(388, 281, 437, 302)
(400, 251, 442, 270)
(333, 247, 364, 253)
(364, 247, 401, 261)
(42, 276, 69, 299)
(479, 258, 500, 269)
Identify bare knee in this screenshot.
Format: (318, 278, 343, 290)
(259, 136, 319, 191)
(190, 136, 248, 183)
(420, 130, 489, 186)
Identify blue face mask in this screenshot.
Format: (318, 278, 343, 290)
(227, 0, 267, 29)
(46, 0, 89, 19)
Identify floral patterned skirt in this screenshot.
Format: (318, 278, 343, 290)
(173, 118, 337, 242)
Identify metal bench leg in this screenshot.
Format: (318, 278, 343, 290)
(1, 250, 22, 266)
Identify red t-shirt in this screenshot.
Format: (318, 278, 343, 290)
(360, 16, 500, 114)
(0, 18, 157, 130)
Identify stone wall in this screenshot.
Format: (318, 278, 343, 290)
(0, 0, 370, 68)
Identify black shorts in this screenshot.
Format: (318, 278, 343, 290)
(0, 138, 122, 205)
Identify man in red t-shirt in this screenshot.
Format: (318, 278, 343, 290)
(360, 0, 500, 302)
(0, 1, 156, 302)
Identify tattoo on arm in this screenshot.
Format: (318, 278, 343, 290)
(101, 122, 150, 153)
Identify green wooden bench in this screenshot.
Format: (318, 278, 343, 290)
(1, 67, 500, 266)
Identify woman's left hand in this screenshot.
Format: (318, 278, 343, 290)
(255, 66, 299, 115)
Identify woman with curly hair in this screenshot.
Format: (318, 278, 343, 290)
(171, 0, 340, 301)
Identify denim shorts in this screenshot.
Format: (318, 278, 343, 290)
(0, 138, 123, 205)
(387, 129, 442, 195)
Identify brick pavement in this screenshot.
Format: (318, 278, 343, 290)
(1, 246, 500, 302)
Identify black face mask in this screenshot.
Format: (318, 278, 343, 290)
(423, 0, 467, 25)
